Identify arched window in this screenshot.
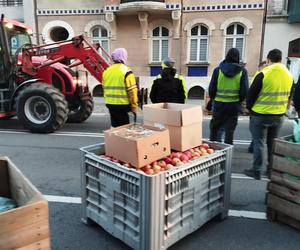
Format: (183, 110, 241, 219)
(225, 23, 245, 62)
(91, 26, 109, 57)
(189, 25, 209, 62)
(152, 26, 169, 62)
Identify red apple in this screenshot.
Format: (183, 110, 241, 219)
(180, 154, 189, 163)
(144, 169, 154, 175)
(171, 152, 181, 159)
(201, 143, 210, 150)
(192, 151, 200, 158)
(188, 148, 195, 153)
(183, 151, 192, 159)
(200, 148, 207, 154)
(157, 160, 167, 168)
(172, 157, 181, 165)
(165, 164, 173, 170)
(207, 148, 215, 154)
(152, 164, 161, 173)
(176, 161, 184, 166)
(142, 164, 152, 171)
(163, 157, 173, 165)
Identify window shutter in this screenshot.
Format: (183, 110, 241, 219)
(190, 39, 198, 61)
(199, 38, 208, 61)
(152, 40, 160, 61)
(161, 39, 169, 61)
(236, 38, 244, 61)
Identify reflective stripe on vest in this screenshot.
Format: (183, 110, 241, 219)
(252, 63, 293, 115)
(215, 70, 242, 102)
(103, 64, 130, 105)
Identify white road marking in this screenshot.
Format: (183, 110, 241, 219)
(0, 129, 104, 138)
(228, 210, 267, 220)
(91, 113, 106, 116)
(232, 173, 269, 181)
(44, 194, 267, 220)
(44, 195, 81, 204)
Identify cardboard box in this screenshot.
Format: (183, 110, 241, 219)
(0, 157, 51, 250)
(104, 124, 171, 168)
(143, 103, 203, 151)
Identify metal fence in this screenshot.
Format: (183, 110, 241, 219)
(0, 0, 23, 6)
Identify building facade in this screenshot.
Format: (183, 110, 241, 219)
(263, 0, 300, 65)
(4, 0, 266, 98)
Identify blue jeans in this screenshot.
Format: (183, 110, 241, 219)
(250, 115, 283, 172)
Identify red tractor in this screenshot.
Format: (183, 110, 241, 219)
(0, 15, 110, 133)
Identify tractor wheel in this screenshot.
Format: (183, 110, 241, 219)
(16, 82, 68, 133)
(67, 95, 94, 123)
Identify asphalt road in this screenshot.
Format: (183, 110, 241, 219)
(0, 101, 299, 250)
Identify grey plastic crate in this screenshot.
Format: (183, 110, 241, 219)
(80, 141, 232, 250)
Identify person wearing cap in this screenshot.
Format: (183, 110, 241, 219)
(245, 49, 294, 180)
(209, 48, 249, 145)
(150, 58, 187, 104)
(102, 48, 138, 127)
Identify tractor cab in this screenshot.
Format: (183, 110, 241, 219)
(0, 16, 32, 87)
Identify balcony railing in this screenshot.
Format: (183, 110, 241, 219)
(121, 0, 164, 3)
(0, 0, 23, 6)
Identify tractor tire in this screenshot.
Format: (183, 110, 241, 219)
(16, 82, 68, 133)
(67, 95, 94, 123)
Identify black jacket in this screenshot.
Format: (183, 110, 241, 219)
(209, 60, 249, 115)
(293, 78, 300, 112)
(150, 68, 185, 104)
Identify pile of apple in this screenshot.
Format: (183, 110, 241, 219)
(101, 143, 215, 175)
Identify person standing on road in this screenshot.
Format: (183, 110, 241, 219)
(209, 48, 249, 145)
(150, 58, 187, 104)
(248, 61, 268, 153)
(245, 49, 293, 180)
(103, 48, 138, 127)
(293, 76, 300, 117)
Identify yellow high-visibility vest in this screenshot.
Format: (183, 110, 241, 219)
(215, 70, 242, 102)
(252, 63, 293, 114)
(103, 64, 131, 105)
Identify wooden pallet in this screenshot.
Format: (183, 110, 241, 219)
(0, 157, 51, 250)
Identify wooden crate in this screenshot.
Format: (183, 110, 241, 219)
(267, 193, 300, 230)
(0, 157, 51, 250)
(273, 135, 300, 162)
(270, 171, 300, 192)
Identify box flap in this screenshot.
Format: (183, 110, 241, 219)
(143, 103, 203, 126)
